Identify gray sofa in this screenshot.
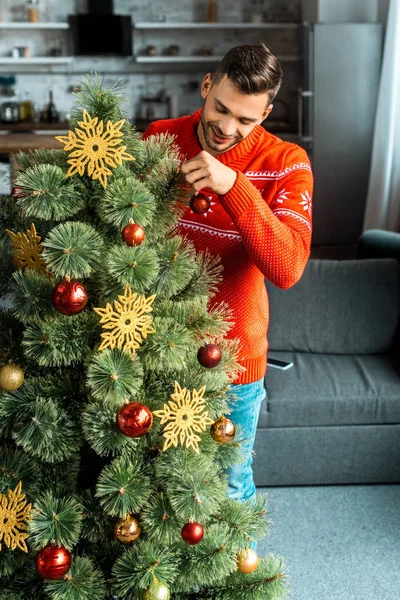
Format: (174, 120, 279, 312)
(253, 258, 400, 486)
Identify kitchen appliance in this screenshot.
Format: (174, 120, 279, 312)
(299, 23, 382, 245)
(1, 100, 19, 123)
(68, 0, 132, 56)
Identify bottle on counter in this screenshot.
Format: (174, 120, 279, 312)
(43, 90, 59, 123)
(26, 0, 40, 23)
(19, 91, 33, 121)
(207, 0, 218, 22)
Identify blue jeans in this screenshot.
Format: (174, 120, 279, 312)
(226, 378, 266, 503)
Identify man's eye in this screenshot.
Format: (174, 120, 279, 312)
(240, 120, 250, 125)
(216, 107, 227, 114)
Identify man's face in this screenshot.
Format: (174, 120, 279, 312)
(198, 74, 273, 156)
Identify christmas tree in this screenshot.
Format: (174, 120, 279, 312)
(0, 77, 288, 600)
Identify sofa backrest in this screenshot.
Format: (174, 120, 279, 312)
(266, 258, 400, 354)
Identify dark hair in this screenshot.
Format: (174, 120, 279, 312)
(212, 44, 283, 103)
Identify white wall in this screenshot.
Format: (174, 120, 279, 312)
(301, 0, 382, 22)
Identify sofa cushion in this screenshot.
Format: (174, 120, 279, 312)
(266, 259, 400, 354)
(260, 351, 400, 428)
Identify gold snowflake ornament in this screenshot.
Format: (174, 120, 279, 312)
(0, 481, 31, 553)
(153, 381, 214, 453)
(56, 109, 135, 189)
(94, 284, 156, 356)
(7, 223, 48, 276)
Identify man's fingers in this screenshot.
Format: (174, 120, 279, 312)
(185, 167, 209, 185)
(192, 178, 210, 194)
(181, 158, 204, 175)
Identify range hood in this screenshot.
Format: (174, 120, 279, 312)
(69, 0, 132, 56)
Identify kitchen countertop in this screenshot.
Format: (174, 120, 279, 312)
(0, 133, 64, 154)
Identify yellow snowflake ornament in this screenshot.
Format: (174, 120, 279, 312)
(7, 223, 48, 275)
(153, 381, 214, 453)
(94, 284, 156, 356)
(0, 481, 31, 553)
(56, 109, 135, 189)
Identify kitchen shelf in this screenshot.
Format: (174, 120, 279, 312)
(0, 22, 69, 29)
(135, 55, 301, 63)
(134, 22, 300, 30)
(0, 57, 73, 64)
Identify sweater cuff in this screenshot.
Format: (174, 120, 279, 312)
(219, 171, 257, 221)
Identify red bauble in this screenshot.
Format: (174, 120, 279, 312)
(51, 279, 88, 316)
(11, 186, 26, 198)
(36, 544, 72, 580)
(122, 220, 146, 246)
(116, 401, 153, 437)
(190, 193, 211, 215)
(181, 521, 204, 545)
(197, 343, 222, 368)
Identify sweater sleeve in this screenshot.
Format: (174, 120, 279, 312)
(218, 147, 313, 289)
(141, 121, 159, 139)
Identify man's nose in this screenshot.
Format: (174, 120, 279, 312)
(219, 117, 236, 137)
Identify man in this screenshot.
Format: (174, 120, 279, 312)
(143, 44, 313, 505)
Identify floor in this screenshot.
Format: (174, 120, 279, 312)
(258, 485, 400, 600)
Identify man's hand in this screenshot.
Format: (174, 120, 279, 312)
(181, 151, 237, 196)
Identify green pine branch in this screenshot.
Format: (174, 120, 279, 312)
(36, 453, 81, 498)
(13, 148, 69, 172)
(155, 448, 227, 523)
(0, 307, 25, 366)
(139, 316, 196, 373)
(86, 348, 144, 403)
(175, 522, 239, 592)
(0, 444, 40, 497)
(79, 488, 115, 544)
(42, 221, 105, 279)
(174, 250, 223, 300)
(0, 194, 30, 233)
(23, 312, 99, 367)
(134, 132, 181, 177)
(214, 494, 271, 547)
(96, 452, 153, 517)
(8, 270, 55, 324)
(0, 536, 27, 580)
(1, 376, 81, 462)
(98, 174, 156, 230)
(29, 492, 83, 550)
(104, 244, 160, 293)
(111, 539, 181, 598)
(15, 165, 87, 221)
(151, 235, 197, 299)
(44, 555, 106, 600)
(81, 397, 139, 457)
(141, 491, 181, 545)
(68, 74, 130, 128)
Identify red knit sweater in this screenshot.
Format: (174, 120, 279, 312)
(143, 109, 313, 384)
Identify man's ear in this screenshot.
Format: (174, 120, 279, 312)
(201, 73, 213, 99)
(261, 104, 274, 121)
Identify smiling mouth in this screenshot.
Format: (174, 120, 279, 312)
(210, 125, 235, 143)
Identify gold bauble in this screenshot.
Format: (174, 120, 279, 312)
(114, 515, 141, 544)
(210, 416, 236, 443)
(0, 364, 24, 392)
(237, 548, 259, 573)
(143, 578, 170, 600)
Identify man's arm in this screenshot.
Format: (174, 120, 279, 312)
(181, 146, 313, 289)
(221, 163, 313, 289)
(142, 122, 158, 139)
